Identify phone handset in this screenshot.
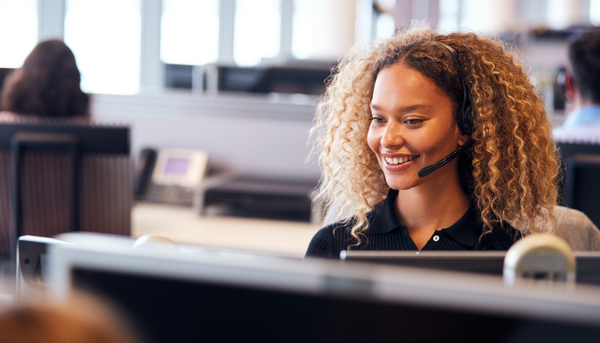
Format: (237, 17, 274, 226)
(135, 148, 157, 198)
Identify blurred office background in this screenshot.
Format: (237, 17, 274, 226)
(0, 0, 599, 257)
(0, 0, 600, 266)
(0, 0, 597, 179)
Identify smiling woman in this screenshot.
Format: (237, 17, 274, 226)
(368, 64, 467, 192)
(304, 25, 581, 258)
(367, 63, 473, 249)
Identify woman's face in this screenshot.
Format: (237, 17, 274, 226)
(367, 62, 469, 191)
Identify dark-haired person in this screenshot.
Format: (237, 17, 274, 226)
(306, 26, 600, 259)
(553, 28, 600, 141)
(0, 39, 90, 122)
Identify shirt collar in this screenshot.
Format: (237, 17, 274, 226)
(561, 105, 600, 129)
(367, 189, 402, 234)
(441, 202, 482, 247)
(367, 188, 482, 247)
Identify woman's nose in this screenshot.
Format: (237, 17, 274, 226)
(381, 121, 404, 148)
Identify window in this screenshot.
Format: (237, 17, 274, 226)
(460, 0, 495, 32)
(0, 0, 38, 68)
(234, 0, 281, 66)
(292, 0, 314, 59)
(376, 0, 396, 38)
(292, 0, 355, 60)
(376, 13, 396, 38)
(64, 0, 141, 94)
(161, 0, 219, 65)
(440, 0, 517, 34)
(590, 0, 600, 26)
(439, 0, 459, 31)
(546, 0, 571, 30)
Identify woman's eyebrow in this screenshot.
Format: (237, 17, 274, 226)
(369, 103, 432, 113)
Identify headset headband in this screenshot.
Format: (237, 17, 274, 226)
(431, 41, 472, 135)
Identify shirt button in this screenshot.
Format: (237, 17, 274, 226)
(433, 235, 440, 242)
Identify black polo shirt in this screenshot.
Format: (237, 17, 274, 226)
(305, 189, 522, 259)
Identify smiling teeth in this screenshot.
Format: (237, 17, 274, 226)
(385, 156, 416, 165)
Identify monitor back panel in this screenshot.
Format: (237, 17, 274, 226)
(342, 251, 600, 286)
(71, 267, 600, 343)
(51, 235, 600, 343)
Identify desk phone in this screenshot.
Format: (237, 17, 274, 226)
(135, 148, 209, 206)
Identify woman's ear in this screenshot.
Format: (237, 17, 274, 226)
(458, 133, 471, 146)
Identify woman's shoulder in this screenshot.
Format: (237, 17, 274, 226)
(305, 219, 354, 259)
(476, 222, 523, 251)
(312, 219, 355, 244)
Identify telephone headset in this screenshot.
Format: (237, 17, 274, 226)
(417, 41, 475, 178)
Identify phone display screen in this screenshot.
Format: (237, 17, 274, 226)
(164, 158, 190, 175)
(150, 149, 208, 188)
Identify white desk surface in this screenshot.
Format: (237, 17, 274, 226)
(131, 203, 322, 258)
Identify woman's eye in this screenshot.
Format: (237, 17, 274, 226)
(370, 117, 385, 124)
(405, 119, 422, 125)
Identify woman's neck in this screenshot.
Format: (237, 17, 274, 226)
(394, 171, 471, 249)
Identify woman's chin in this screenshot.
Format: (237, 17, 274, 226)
(383, 176, 419, 191)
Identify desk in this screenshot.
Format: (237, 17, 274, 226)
(131, 203, 321, 258)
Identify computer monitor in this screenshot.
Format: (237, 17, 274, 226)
(341, 250, 506, 274)
(341, 250, 600, 286)
(14, 232, 299, 297)
(164, 64, 193, 89)
(48, 233, 600, 343)
(16, 235, 69, 297)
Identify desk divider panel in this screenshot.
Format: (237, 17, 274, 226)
(0, 122, 131, 256)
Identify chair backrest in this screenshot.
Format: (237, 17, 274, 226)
(565, 153, 600, 228)
(557, 142, 600, 156)
(556, 141, 600, 228)
(0, 121, 131, 256)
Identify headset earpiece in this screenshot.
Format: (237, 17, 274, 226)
(417, 42, 474, 178)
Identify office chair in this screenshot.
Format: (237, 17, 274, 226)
(0, 121, 132, 259)
(564, 153, 600, 228)
(555, 142, 600, 227)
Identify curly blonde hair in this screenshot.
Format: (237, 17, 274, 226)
(311, 26, 560, 248)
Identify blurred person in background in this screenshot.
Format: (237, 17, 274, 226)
(553, 28, 600, 141)
(0, 39, 90, 123)
(0, 294, 139, 343)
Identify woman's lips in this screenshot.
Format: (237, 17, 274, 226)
(382, 155, 419, 170)
(384, 155, 417, 165)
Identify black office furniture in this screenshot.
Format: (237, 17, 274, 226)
(557, 142, 600, 156)
(199, 175, 319, 222)
(556, 142, 600, 228)
(0, 122, 131, 258)
(215, 65, 333, 95)
(164, 64, 193, 89)
(164, 61, 336, 95)
(565, 153, 600, 227)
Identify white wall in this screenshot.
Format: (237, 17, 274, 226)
(91, 91, 321, 181)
